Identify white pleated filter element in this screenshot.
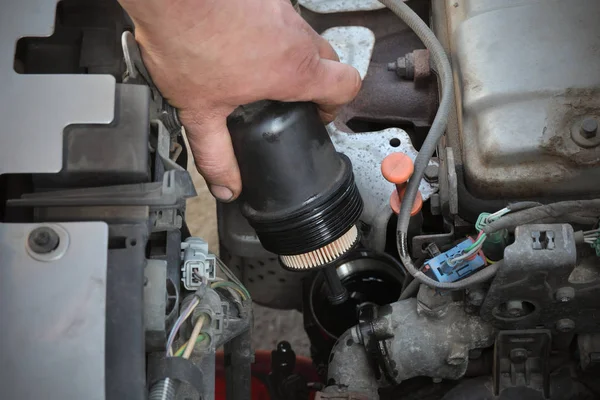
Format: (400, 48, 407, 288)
(280, 225, 359, 270)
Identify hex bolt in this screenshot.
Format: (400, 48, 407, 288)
(424, 165, 439, 183)
(555, 287, 575, 303)
(388, 56, 413, 80)
(581, 118, 598, 139)
(556, 318, 575, 333)
(506, 300, 524, 317)
(28, 227, 60, 254)
(509, 348, 528, 364)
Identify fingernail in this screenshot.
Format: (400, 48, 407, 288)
(210, 185, 234, 202)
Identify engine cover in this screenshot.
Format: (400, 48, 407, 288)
(447, 0, 600, 199)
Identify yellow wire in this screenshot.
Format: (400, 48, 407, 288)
(183, 315, 206, 359)
(174, 334, 207, 357)
(486, 257, 496, 264)
(210, 281, 248, 300)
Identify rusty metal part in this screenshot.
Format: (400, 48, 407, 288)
(302, 7, 439, 135)
(442, 0, 600, 201)
(388, 49, 431, 84)
(412, 49, 431, 84)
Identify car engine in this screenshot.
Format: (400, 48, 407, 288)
(2, 0, 600, 399)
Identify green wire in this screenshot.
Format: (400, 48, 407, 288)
(215, 258, 252, 300)
(464, 233, 486, 252)
(211, 281, 251, 300)
(174, 333, 208, 357)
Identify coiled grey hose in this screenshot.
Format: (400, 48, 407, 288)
(379, 0, 476, 289)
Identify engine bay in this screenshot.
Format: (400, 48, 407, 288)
(2, 0, 600, 399)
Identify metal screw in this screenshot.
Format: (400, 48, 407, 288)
(581, 118, 598, 139)
(424, 165, 439, 183)
(28, 227, 60, 254)
(556, 318, 575, 333)
(555, 287, 574, 303)
(509, 348, 528, 363)
(149, 378, 178, 400)
(506, 300, 524, 317)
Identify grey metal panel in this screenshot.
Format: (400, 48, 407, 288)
(447, 0, 600, 198)
(0, 222, 108, 400)
(0, 0, 115, 175)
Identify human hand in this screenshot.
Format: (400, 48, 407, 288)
(118, 0, 362, 201)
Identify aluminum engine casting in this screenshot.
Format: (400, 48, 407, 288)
(326, 296, 495, 398)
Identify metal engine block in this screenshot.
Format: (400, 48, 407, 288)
(445, 0, 600, 199)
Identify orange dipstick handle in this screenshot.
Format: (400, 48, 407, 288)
(381, 153, 423, 216)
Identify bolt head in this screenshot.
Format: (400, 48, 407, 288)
(510, 348, 528, 363)
(555, 287, 574, 303)
(506, 300, 524, 317)
(581, 118, 598, 138)
(556, 318, 575, 333)
(395, 57, 408, 78)
(424, 165, 439, 183)
(28, 227, 60, 254)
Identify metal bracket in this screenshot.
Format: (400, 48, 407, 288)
(356, 304, 399, 386)
(494, 330, 551, 398)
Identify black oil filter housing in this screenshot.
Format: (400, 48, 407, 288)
(227, 101, 363, 270)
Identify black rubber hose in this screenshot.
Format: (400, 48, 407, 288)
(398, 278, 420, 300)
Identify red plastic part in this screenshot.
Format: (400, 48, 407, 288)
(214, 350, 320, 400)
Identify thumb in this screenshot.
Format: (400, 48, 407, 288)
(301, 58, 362, 113)
(182, 111, 242, 202)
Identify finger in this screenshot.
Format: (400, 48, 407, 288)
(181, 111, 242, 202)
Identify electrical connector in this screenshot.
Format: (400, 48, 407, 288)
(475, 213, 491, 231)
(592, 237, 600, 257)
(424, 238, 487, 283)
(475, 212, 508, 261)
(181, 237, 216, 290)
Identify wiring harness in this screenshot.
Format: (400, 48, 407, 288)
(166, 257, 251, 359)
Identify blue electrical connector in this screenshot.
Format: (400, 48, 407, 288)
(424, 238, 487, 283)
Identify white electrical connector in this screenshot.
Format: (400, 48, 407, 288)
(181, 237, 216, 290)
